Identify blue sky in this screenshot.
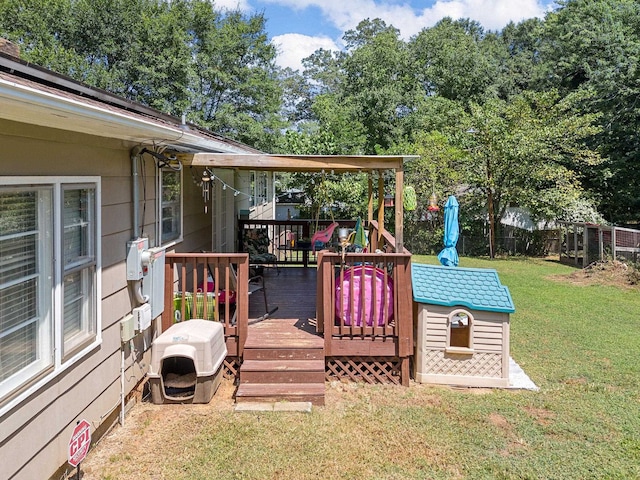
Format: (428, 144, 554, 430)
(215, 0, 557, 71)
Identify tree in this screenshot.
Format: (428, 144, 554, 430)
(296, 19, 419, 155)
(188, 3, 283, 150)
(0, 0, 284, 151)
(410, 18, 497, 103)
(467, 90, 602, 257)
(539, 0, 640, 223)
(296, 47, 366, 154)
(485, 18, 547, 100)
(0, 0, 104, 80)
(390, 129, 469, 254)
(341, 19, 418, 153)
(123, 0, 193, 115)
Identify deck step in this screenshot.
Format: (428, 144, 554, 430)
(236, 383, 325, 406)
(240, 359, 325, 384)
(242, 348, 324, 361)
(238, 318, 326, 406)
(244, 333, 324, 350)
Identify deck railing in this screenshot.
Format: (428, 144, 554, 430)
(316, 222, 413, 385)
(238, 218, 356, 266)
(368, 220, 410, 254)
(162, 253, 250, 356)
(160, 223, 413, 384)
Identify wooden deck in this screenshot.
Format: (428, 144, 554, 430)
(248, 267, 317, 322)
(163, 240, 413, 400)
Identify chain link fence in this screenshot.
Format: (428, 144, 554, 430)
(404, 220, 561, 258)
(459, 233, 561, 257)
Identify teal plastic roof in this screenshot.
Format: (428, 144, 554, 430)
(412, 263, 515, 313)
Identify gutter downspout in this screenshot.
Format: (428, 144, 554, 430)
(131, 146, 142, 238)
(129, 147, 147, 305)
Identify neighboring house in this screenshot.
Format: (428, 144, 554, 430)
(500, 206, 560, 255)
(0, 43, 271, 479)
(275, 188, 307, 220)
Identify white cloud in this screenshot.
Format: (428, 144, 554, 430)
(213, 0, 251, 11)
(258, 0, 556, 71)
(261, 0, 553, 38)
(421, 0, 552, 32)
(272, 33, 339, 71)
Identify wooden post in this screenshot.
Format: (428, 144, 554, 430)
(321, 254, 334, 356)
(162, 261, 173, 332)
(377, 172, 385, 243)
(367, 175, 374, 224)
(584, 225, 590, 266)
(236, 256, 249, 356)
(395, 257, 413, 359)
(599, 226, 604, 262)
(395, 167, 404, 252)
(400, 358, 410, 387)
(612, 226, 617, 261)
(315, 251, 324, 334)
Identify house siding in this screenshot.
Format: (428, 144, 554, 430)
(0, 120, 160, 479)
(415, 304, 510, 388)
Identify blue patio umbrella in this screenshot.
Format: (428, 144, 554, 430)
(437, 195, 459, 267)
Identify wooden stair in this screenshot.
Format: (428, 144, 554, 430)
(236, 318, 325, 406)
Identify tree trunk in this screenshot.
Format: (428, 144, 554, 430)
(487, 156, 495, 259)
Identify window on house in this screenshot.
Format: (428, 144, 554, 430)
(159, 167, 182, 245)
(447, 309, 474, 352)
(0, 179, 100, 405)
(250, 171, 268, 207)
(62, 186, 97, 359)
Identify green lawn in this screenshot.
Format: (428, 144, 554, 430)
(89, 257, 640, 480)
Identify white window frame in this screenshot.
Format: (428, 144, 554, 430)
(61, 184, 98, 360)
(0, 177, 101, 414)
(157, 166, 183, 247)
(445, 308, 475, 355)
(250, 171, 268, 207)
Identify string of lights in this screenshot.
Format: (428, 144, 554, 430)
(190, 166, 251, 199)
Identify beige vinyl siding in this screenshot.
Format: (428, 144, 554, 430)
(0, 121, 154, 479)
(0, 112, 249, 477)
(178, 165, 214, 254)
(421, 305, 506, 353)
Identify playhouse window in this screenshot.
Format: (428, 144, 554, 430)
(446, 309, 474, 354)
(0, 178, 101, 410)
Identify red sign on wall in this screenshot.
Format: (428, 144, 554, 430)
(68, 419, 91, 468)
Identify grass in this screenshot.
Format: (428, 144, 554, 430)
(83, 257, 640, 480)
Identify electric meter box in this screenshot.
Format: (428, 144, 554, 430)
(126, 238, 149, 280)
(142, 247, 166, 319)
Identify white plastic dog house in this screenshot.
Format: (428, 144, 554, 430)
(412, 264, 515, 388)
(149, 320, 227, 403)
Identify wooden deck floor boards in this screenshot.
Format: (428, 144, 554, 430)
(249, 267, 317, 321)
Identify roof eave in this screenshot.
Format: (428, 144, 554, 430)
(0, 75, 255, 154)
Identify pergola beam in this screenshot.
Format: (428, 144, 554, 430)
(176, 153, 416, 172)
